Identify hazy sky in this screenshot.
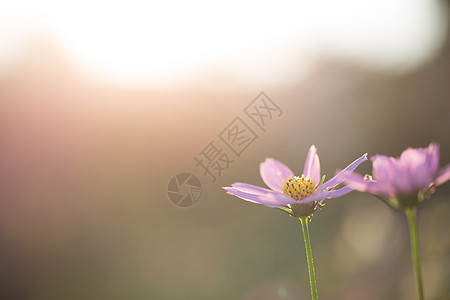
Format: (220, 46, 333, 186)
(0, 0, 447, 86)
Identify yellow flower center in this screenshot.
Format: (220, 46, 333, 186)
(280, 175, 316, 200)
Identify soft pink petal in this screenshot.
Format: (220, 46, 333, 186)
(223, 187, 298, 207)
(297, 186, 353, 204)
(372, 155, 396, 183)
(319, 153, 368, 191)
(230, 183, 275, 195)
(325, 186, 354, 198)
(391, 157, 416, 195)
(435, 163, 450, 186)
(340, 172, 370, 191)
(302, 145, 321, 184)
(399, 146, 433, 190)
(427, 143, 440, 176)
(260, 158, 294, 191)
(341, 171, 395, 197)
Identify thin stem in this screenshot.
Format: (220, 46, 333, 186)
(300, 217, 318, 300)
(405, 207, 424, 300)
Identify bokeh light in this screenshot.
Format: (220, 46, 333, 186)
(0, 0, 447, 87)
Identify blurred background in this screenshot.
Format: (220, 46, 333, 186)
(1, 0, 450, 299)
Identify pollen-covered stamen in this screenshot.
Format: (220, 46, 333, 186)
(280, 175, 316, 200)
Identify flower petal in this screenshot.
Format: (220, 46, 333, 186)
(325, 185, 354, 198)
(297, 186, 353, 204)
(435, 163, 450, 186)
(399, 145, 435, 191)
(341, 171, 395, 196)
(387, 155, 415, 195)
(372, 155, 396, 183)
(223, 186, 298, 207)
(427, 143, 440, 177)
(302, 145, 321, 184)
(230, 183, 274, 195)
(319, 153, 368, 191)
(260, 158, 294, 191)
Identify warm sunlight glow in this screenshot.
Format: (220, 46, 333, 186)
(0, 0, 447, 86)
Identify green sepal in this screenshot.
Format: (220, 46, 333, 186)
(379, 185, 435, 212)
(317, 175, 326, 187)
(276, 206, 294, 216)
(289, 202, 317, 218)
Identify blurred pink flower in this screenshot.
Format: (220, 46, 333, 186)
(342, 143, 450, 208)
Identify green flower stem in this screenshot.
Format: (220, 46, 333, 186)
(300, 217, 318, 300)
(405, 207, 424, 300)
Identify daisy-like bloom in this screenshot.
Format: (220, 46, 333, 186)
(342, 142, 450, 210)
(224, 145, 368, 218)
(341, 143, 450, 300)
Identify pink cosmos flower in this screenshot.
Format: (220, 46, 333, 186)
(223, 145, 367, 214)
(342, 143, 450, 208)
